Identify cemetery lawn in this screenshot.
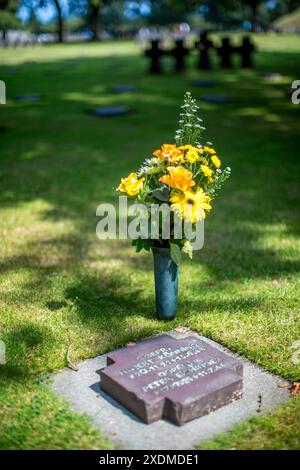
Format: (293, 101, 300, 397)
(0, 34, 299, 450)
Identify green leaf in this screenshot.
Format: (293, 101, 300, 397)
(132, 238, 151, 253)
(170, 242, 182, 266)
(135, 238, 143, 253)
(152, 187, 169, 202)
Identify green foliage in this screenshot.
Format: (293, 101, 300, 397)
(0, 9, 18, 29)
(0, 0, 18, 30)
(175, 91, 205, 147)
(170, 241, 182, 265)
(206, 166, 232, 197)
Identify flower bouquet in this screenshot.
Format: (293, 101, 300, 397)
(117, 92, 231, 320)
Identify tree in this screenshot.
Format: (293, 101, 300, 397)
(52, 0, 63, 42)
(241, 0, 262, 31)
(89, 0, 101, 40)
(68, 0, 106, 41)
(0, 0, 18, 43)
(21, 0, 65, 42)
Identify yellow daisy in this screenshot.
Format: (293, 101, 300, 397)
(200, 164, 213, 178)
(185, 149, 200, 164)
(170, 189, 212, 224)
(211, 155, 221, 168)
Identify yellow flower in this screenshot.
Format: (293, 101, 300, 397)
(179, 144, 193, 151)
(186, 149, 200, 164)
(160, 166, 195, 191)
(203, 146, 216, 154)
(170, 189, 212, 224)
(201, 164, 213, 178)
(211, 155, 221, 168)
(117, 172, 145, 196)
(153, 144, 184, 162)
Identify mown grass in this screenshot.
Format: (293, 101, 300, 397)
(0, 33, 299, 449)
(200, 395, 300, 450)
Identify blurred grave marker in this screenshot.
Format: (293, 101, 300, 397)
(94, 106, 130, 117)
(145, 39, 165, 74)
(217, 37, 235, 69)
(111, 85, 137, 94)
(238, 36, 255, 68)
(195, 32, 214, 70)
(201, 95, 230, 104)
(14, 94, 42, 102)
(170, 39, 190, 72)
(192, 78, 215, 87)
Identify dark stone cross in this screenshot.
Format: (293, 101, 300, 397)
(145, 39, 165, 74)
(195, 32, 214, 70)
(238, 36, 255, 68)
(217, 37, 235, 69)
(170, 39, 190, 72)
(100, 334, 243, 425)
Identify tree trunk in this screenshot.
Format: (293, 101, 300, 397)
(2, 29, 7, 46)
(90, 5, 100, 41)
(53, 0, 63, 43)
(251, 1, 258, 32)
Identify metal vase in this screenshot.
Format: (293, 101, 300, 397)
(152, 247, 179, 320)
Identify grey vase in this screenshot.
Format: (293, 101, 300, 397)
(152, 247, 179, 320)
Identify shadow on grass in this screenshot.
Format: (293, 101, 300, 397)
(1, 322, 58, 379)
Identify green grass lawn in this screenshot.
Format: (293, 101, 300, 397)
(0, 33, 299, 450)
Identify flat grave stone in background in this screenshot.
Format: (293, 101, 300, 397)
(94, 106, 130, 117)
(100, 334, 243, 425)
(201, 95, 230, 104)
(51, 331, 291, 450)
(4, 66, 17, 74)
(111, 85, 137, 93)
(192, 79, 215, 87)
(14, 93, 42, 102)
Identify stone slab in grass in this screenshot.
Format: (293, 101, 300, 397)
(100, 334, 243, 426)
(192, 79, 215, 87)
(111, 85, 137, 93)
(14, 93, 42, 102)
(201, 95, 230, 104)
(51, 331, 290, 450)
(94, 106, 130, 117)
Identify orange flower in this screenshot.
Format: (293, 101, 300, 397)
(153, 144, 184, 162)
(160, 166, 195, 191)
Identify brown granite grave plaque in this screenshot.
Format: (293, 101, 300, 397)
(100, 335, 243, 425)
